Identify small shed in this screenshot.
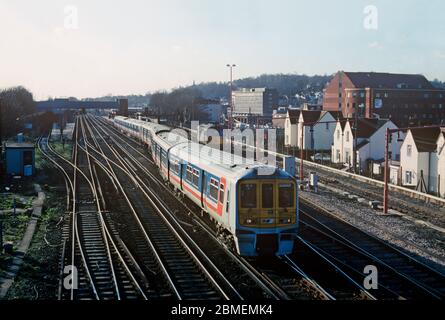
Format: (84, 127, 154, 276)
(5, 142, 35, 176)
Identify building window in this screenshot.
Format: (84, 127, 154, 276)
(336, 150, 340, 161)
(407, 145, 412, 157)
(360, 92, 365, 98)
(376, 93, 381, 98)
(346, 132, 350, 142)
(337, 130, 340, 140)
(405, 171, 413, 185)
(326, 122, 329, 130)
(384, 92, 389, 98)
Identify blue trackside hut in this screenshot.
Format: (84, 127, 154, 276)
(5, 142, 35, 176)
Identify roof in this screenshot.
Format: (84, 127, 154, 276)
(287, 109, 301, 124)
(5, 142, 35, 149)
(300, 110, 322, 124)
(350, 118, 389, 139)
(356, 140, 370, 150)
(344, 72, 434, 89)
(410, 127, 441, 152)
(324, 111, 344, 120)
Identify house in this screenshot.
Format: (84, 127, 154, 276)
(400, 127, 441, 193)
(436, 129, 445, 197)
(296, 111, 343, 151)
(285, 110, 342, 151)
(323, 71, 445, 127)
(284, 109, 300, 147)
(331, 118, 400, 172)
(272, 108, 288, 129)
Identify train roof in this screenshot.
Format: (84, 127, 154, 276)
(115, 116, 288, 180)
(163, 130, 280, 180)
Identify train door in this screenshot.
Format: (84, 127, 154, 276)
(201, 171, 207, 208)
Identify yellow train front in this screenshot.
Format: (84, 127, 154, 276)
(234, 169, 298, 256)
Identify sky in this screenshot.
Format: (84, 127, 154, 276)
(0, 0, 444, 100)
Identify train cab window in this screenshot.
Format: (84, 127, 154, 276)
(209, 178, 219, 200)
(219, 184, 225, 204)
(240, 184, 257, 209)
(278, 183, 295, 208)
(262, 184, 274, 208)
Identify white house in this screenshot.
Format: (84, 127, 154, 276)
(331, 118, 400, 172)
(285, 110, 342, 151)
(400, 127, 441, 193)
(436, 129, 445, 198)
(284, 109, 300, 147)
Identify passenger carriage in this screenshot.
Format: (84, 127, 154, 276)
(112, 116, 298, 256)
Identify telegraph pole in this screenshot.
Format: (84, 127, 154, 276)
(383, 128, 390, 214)
(299, 122, 304, 181)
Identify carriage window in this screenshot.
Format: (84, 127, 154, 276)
(240, 184, 257, 209)
(170, 160, 179, 174)
(262, 184, 274, 208)
(279, 183, 294, 208)
(219, 184, 225, 204)
(209, 178, 219, 200)
(192, 169, 200, 188)
(186, 166, 193, 182)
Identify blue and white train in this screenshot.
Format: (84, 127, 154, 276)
(113, 116, 298, 257)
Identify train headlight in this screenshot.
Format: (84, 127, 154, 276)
(246, 219, 253, 224)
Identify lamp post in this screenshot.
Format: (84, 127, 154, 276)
(226, 64, 236, 129)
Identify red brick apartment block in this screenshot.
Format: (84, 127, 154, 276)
(323, 71, 445, 127)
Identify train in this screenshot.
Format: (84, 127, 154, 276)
(112, 116, 298, 257)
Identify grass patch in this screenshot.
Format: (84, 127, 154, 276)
(49, 141, 72, 161)
(4, 191, 65, 300)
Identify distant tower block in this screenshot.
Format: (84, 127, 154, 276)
(118, 99, 129, 117)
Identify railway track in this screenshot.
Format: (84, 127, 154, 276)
(38, 122, 148, 300)
(306, 164, 445, 225)
(96, 115, 445, 300)
(80, 115, 242, 300)
(298, 201, 445, 300)
(88, 115, 314, 299)
(91, 115, 364, 300)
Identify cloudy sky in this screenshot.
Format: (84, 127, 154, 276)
(0, 0, 444, 99)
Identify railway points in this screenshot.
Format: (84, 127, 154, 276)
(6, 113, 442, 304)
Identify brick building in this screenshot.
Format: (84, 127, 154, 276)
(323, 71, 445, 127)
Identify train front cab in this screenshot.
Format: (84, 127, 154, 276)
(235, 177, 298, 256)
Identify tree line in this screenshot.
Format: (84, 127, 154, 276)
(0, 86, 36, 138)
